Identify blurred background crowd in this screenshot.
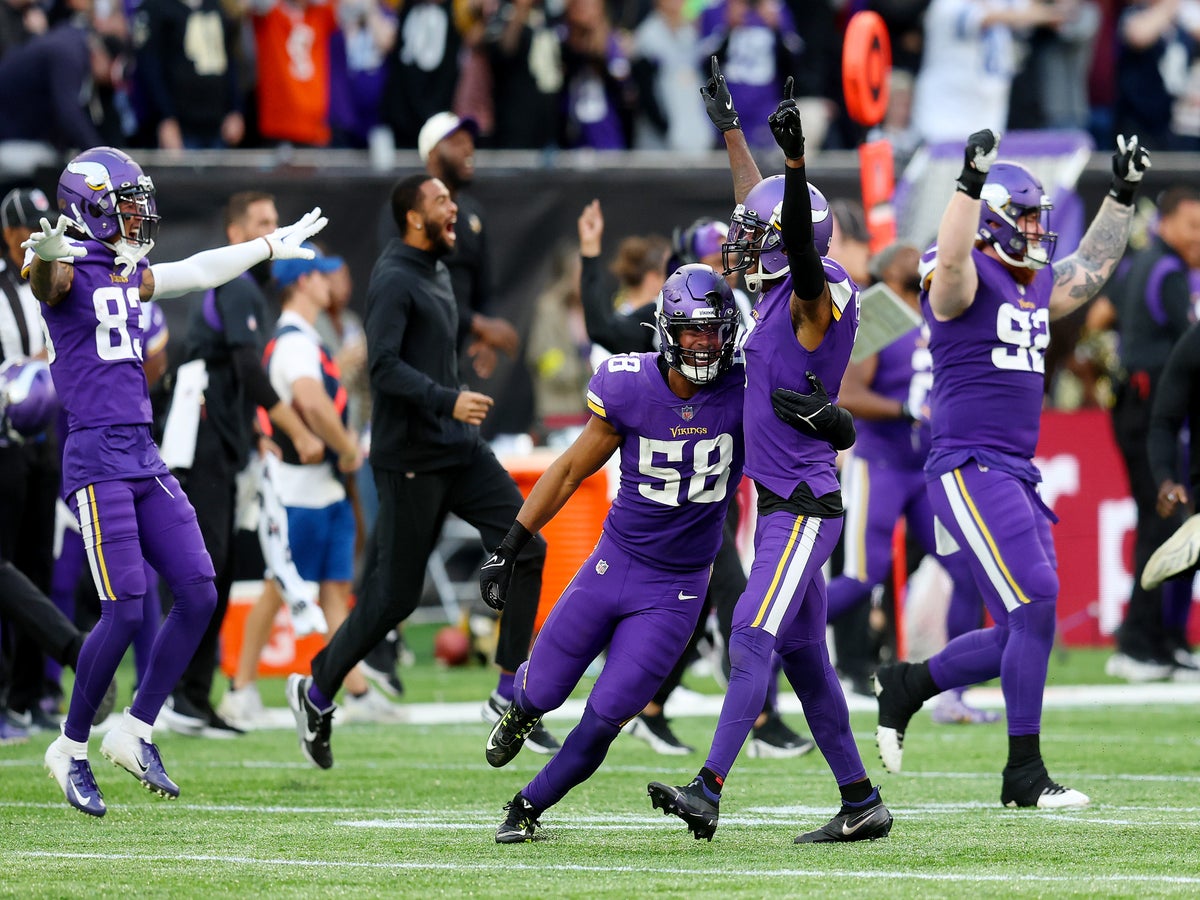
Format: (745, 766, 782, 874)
(2, 0, 1200, 159)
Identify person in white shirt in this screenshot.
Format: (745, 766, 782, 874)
(912, 0, 1067, 145)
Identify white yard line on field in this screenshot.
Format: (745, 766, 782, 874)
(13, 851, 1200, 887)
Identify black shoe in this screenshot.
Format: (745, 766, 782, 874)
(286, 674, 335, 769)
(201, 708, 246, 739)
(873, 662, 924, 773)
(362, 636, 404, 697)
(158, 692, 207, 736)
(93, 677, 118, 727)
(748, 712, 815, 759)
(647, 777, 719, 841)
(496, 792, 542, 843)
(626, 711, 693, 755)
(795, 795, 893, 843)
(1001, 759, 1089, 809)
(482, 692, 560, 756)
(485, 700, 544, 768)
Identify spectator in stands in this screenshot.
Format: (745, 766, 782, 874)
(379, 0, 461, 149)
(630, 0, 707, 154)
(559, 0, 635, 149)
(0, 22, 123, 152)
(698, 0, 804, 149)
(912, 0, 1066, 144)
(251, 0, 337, 147)
(1116, 0, 1200, 151)
(134, 0, 245, 150)
(484, 0, 563, 150)
(0, 0, 48, 59)
(329, 0, 396, 149)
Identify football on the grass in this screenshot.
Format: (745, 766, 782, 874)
(434, 626, 471, 666)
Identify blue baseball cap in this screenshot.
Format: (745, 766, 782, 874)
(273, 242, 344, 287)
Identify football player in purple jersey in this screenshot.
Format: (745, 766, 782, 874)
(828, 242, 998, 724)
(872, 129, 1150, 809)
(25, 146, 326, 817)
(649, 77, 893, 844)
(482, 265, 746, 843)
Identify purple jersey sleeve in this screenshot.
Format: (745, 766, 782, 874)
(587, 352, 745, 571)
(742, 260, 860, 500)
(922, 247, 1052, 475)
(853, 325, 931, 467)
(40, 239, 154, 433)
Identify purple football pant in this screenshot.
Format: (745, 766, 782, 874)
(46, 524, 161, 690)
(62, 476, 216, 741)
(829, 455, 981, 639)
(925, 463, 1059, 735)
(707, 510, 867, 786)
(516, 533, 709, 812)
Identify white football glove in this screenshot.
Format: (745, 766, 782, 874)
(263, 207, 328, 261)
(21, 216, 84, 262)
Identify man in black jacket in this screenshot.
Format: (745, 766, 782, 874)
(1106, 186, 1200, 681)
(286, 174, 558, 770)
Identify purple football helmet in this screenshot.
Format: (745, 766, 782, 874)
(723, 175, 832, 291)
(656, 264, 739, 385)
(0, 358, 57, 440)
(57, 146, 159, 248)
(978, 161, 1056, 270)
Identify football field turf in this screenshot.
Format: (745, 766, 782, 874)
(3, 634, 1198, 898)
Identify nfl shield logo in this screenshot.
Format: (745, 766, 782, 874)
(595, 559, 609, 575)
(680, 406, 694, 421)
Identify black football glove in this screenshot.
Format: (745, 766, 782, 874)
(701, 56, 740, 133)
(1108, 134, 1151, 205)
(767, 76, 804, 159)
(479, 547, 516, 612)
(479, 521, 534, 612)
(955, 129, 998, 199)
(771, 372, 856, 451)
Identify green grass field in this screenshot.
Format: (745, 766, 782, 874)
(3, 629, 1198, 898)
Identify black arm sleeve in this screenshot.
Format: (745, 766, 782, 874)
(826, 406, 857, 451)
(231, 344, 281, 410)
(1148, 324, 1200, 486)
(779, 163, 826, 301)
(579, 255, 656, 353)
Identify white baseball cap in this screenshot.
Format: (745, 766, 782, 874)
(417, 112, 479, 163)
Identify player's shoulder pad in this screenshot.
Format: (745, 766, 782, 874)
(586, 351, 653, 424)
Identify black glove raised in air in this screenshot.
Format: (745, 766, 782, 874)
(767, 76, 804, 159)
(701, 56, 740, 134)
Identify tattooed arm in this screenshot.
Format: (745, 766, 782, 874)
(1047, 196, 1133, 322)
(1050, 135, 1151, 322)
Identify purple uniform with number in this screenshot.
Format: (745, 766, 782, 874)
(514, 352, 744, 813)
(920, 246, 1059, 735)
(705, 261, 868, 787)
(39, 237, 215, 737)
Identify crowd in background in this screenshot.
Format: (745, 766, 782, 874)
(4, 1, 1200, 159)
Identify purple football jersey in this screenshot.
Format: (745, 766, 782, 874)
(853, 324, 932, 468)
(742, 260, 860, 500)
(41, 238, 153, 432)
(586, 352, 745, 571)
(922, 247, 1053, 476)
(39, 238, 166, 495)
